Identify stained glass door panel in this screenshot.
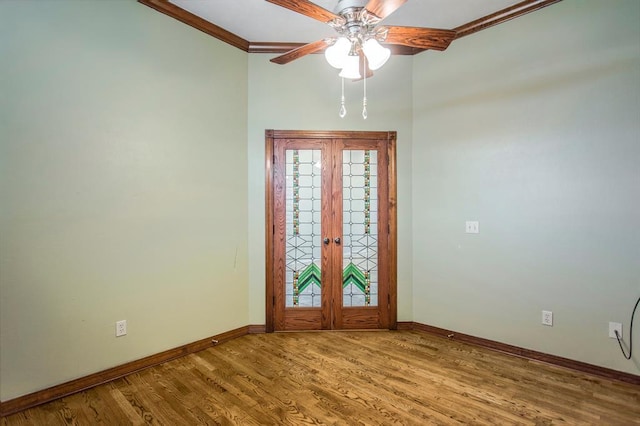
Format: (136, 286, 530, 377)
(285, 149, 322, 308)
(342, 150, 378, 308)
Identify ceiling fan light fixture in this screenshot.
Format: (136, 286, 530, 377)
(362, 38, 390, 71)
(325, 37, 351, 69)
(338, 54, 361, 79)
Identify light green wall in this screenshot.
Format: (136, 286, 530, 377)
(412, 0, 640, 374)
(247, 54, 414, 324)
(0, 0, 249, 401)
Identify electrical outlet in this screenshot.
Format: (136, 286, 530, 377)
(609, 322, 622, 339)
(465, 221, 479, 234)
(542, 310, 553, 326)
(116, 320, 127, 337)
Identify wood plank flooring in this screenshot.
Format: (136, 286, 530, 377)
(2, 331, 639, 425)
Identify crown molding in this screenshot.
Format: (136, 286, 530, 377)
(454, 0, 563, 39)
(248, 42, 421, 56)
(138, 0, 250, 51)
(139, 0, 563, 57)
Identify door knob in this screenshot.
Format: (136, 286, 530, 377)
(334, 237, 341, 244)
(323, 238, 330, 245)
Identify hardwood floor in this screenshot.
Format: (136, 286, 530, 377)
(2, 331, 639, 425)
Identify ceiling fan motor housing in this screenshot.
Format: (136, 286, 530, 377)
(330, 0, 384, 44)
(334, 0, 368, 14)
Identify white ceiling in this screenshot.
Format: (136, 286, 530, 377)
(169, 0, 524, 43)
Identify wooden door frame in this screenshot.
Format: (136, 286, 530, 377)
(265, 129, 397, 333)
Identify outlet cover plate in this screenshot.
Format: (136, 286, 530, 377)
(116, 320, 127, 337)
(542, 310, 553, 326)
(609, 322, 622, 339)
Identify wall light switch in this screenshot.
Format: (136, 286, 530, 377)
(465, 221, 479, 234)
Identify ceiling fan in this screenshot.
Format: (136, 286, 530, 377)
(266, 0, 457, 74)
(266, 0, 456, 119)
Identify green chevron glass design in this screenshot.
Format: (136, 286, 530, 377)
(298, 263, 321, 293)
(343, 263, 367, 293)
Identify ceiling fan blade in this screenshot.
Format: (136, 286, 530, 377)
(265, 0, 340, 23)
(385, 26, 456, 51)
(364, 0, 407, 19)
(270, 39, 329, 65)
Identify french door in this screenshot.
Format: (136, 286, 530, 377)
(266, 130, 397, 331)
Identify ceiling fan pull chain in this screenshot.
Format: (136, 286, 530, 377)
(339, 77, 347, 118)
(362, 56, 368, 120)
